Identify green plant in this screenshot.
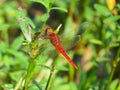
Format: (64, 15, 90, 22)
(16, 0, 69, 89)
(1, 0, 120, 90)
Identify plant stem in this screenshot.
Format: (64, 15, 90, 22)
(39, 12, 50, 37)
(69, 65, 74, 81)
(69, 0, 75, 17)
(32, 80, 42, 90)
(40, 8, 51, 34)
(45, 65, 54, 90)
(105, 45, 120, 90)
(14, 74, 25, 90)
(4, 29, 9, 46)
(39, 0, 55, 34)
(23, 59, 36, 90)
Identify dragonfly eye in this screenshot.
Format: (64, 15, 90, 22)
(45, 28, 53, 34)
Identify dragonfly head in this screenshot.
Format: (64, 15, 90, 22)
(46, 28, 53, 35)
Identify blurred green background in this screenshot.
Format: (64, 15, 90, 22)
(0, 0, 120, 90)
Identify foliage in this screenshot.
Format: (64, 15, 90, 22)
(0, 0, 120, 90)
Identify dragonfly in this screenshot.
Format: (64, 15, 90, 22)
(46, 28, 78, 69)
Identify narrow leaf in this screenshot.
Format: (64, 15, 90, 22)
(39, 14, 49, 22)
(55, 65, 69, 71)
(69, 82, 77, 90)
(10, 36, 23, 50)
(32, 80, 43, 90)
(94, 4, 111, 16)
(90, 39, 103, 45)
(0, 24, 10, 30)
(51, 7, 68, 13)
(104, 16, 120, 23)
(30, 0, 49, 9)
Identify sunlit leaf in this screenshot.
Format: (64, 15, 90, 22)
(0, 42, 7, 53)
(84, 7, 94, 21)
(16, 7, 35, 42)
(63, 17, 75, 47)
(104, 16, 120, 23)
(110, 43, 119, 48)
(50, 0, 55, 4)
(55, 65, 69, 71)
(10, 36, 23, 50)
(51, 7, 68, 13)
(32, 80, 43, 90)
(0, 24, 10, 30)
(3, 55, 11, 69)
(69, 82, 77, 90)
(1, 84, 13, 90)
(30, 0, 49, 10)
(25, 17, 36, 29)
(39, 14, 49, 22)
(9, 71, 24, 81)
(94, 4, 111, 16)
(109, 79, 119, 90)
(97, 57, 108, 62)
(90, 39, 103, 45)
(116, 4, 120, 9)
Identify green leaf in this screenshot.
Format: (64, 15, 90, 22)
(0, 52, 2, 60)
(32, 80, 43, 90)
(110, 79, 119, 90)
(55, 83, 70, 90)
(104, 16, 120, 23)
(19, 22, 32, 42)
(16, 8, 34, 42)
(97, 57, 108, 62)
(3, 55, 11, 69)
(94, 4, 111, 16)
(90, 39, 103, 45)
(9, 70, 24, 81)
(63, 17, 75, 46)
(25, 17, 36, 29)
(10, 36, 23, 50)
(69, 82, 77, 90)
(6, 48, 28, 61)
(110, 43, 119, 48)
(39, 14, 49, 22)
(50, 0, 55, 4)
(84, 7, 94, 21)
(16, 7, 26, 20)
(116, 4, 120, 9)
(55, 65, 69, 71)
(30, 0, 49, 10)
(79, 70, 87, 90)
(0, 24, 10, 30)
(1, 84, 13, 90)
(0, 42, 7, 53)
(51, 7, 68, 13)
(54, 0, 67, 9)
(117, 83, 120, 90)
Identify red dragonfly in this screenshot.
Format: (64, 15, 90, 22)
(46, 28, 78, 69)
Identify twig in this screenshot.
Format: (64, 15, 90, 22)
(45, 64, 54, 90)
(105, 44, 120, 90)
(14, 73, 25, 90)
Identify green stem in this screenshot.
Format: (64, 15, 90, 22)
(69, 0, 75, 17)
(39, 0, 56, 32)
(4, 29, 9, 46)
(40, 11, 50, 36)
(23, 59, 36, 90)
(45, 65, 54, 90)
(105, 63, 116, 90)
(69, 65, 74, 81)
(105, 45, 120, 90)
